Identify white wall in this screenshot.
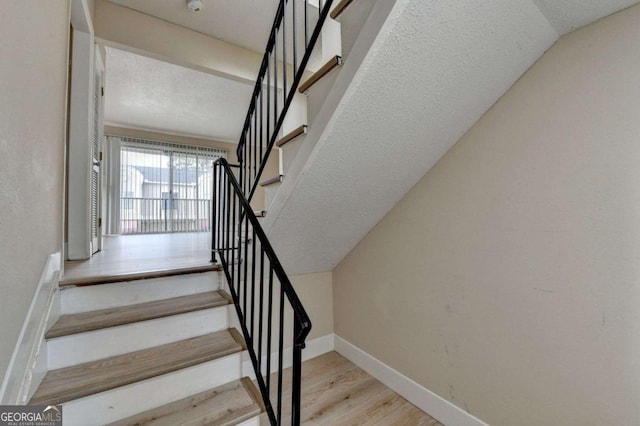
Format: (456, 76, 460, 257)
(334, 5, 640, 425)
(0, 1, 70, 383)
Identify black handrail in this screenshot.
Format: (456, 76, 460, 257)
(236, 0, 335, 202)
(212, 158, 312, 425)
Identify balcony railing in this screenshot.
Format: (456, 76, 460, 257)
(120, 197, 211, 234)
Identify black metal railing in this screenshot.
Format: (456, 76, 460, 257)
(211, 1, 338, 423)
(212, 158, 311, 425)
(237, 0, 335, 201)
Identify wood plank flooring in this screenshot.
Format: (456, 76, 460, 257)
(30, 330, 243, 405)
(109, 378, 263, 426)
(46, 290, 231, 338)
(261, 352, 442, 425)
(64, 233, 213, 282)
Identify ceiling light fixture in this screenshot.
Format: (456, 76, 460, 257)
(187, 0, 203, 12)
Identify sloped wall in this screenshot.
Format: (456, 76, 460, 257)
(334, 5, 640, 425)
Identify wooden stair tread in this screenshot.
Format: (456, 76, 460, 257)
(330, 0, 355, 19)
(60, 264, 222, 287)
(276, 125, 308, 147)
(259, 175, 283, 187)
(108, 378, 263, 426)
(30, 329, 244, 405)
(46, 290, 231, 338)
(299, 55, 343, 93)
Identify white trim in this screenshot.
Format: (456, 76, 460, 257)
(0, 253, 62, 404)
(70, 0, 94, 35)
(242, 333, 335, 379)
(334, 336, 488, 426)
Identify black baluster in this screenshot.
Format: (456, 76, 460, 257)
(293, 0, 298, 76)
(211, 163, 217, 262)
(277, 280, 285, 424)
(251, 226, 257, 344)
(258, 246, 265, 375)
(266, 267, 274, 397)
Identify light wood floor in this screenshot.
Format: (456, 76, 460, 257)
(262, 352, 442, 425)
(64, 233, 212, 281)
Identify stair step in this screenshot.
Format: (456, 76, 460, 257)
(47, 306, 231, 370)
(335, 0, 377, 60)
(30, 329, 244, 405)
(259, 175, 283, 187)
(330, 0, 355, 19)
(108, 377, 263, 426)
(276, 125, 308, 148)
(46, 290, 232, 338)
(60, 264, 222, 287)
(299, 55, 343, 93)
(60, 271, 219, 315)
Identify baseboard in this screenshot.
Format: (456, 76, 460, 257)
(0, 252, 62, 404)
(334, 335, 488, 426)
(242, 333, 335, 379)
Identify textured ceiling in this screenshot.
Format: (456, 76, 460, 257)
(106, 0, 319, 55)
(104, 47, 254, 141)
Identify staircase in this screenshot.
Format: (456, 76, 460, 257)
(27, 1, 377, 424)
(30, 268, 264, 425)
(252, 0, 383, 273)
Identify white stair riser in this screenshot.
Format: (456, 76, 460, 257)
(61, 353, 242, 426)
(281, 136, 306, 174)
(61, 272, 219, 314)
(337, 0, 377, 60)
(47, 306, 231, 369)
(237, 416, 260, 426)
(264, 182, 282, 211)
(306, 67, 341, 127)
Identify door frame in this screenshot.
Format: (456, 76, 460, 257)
(91, 51, 105, 254)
